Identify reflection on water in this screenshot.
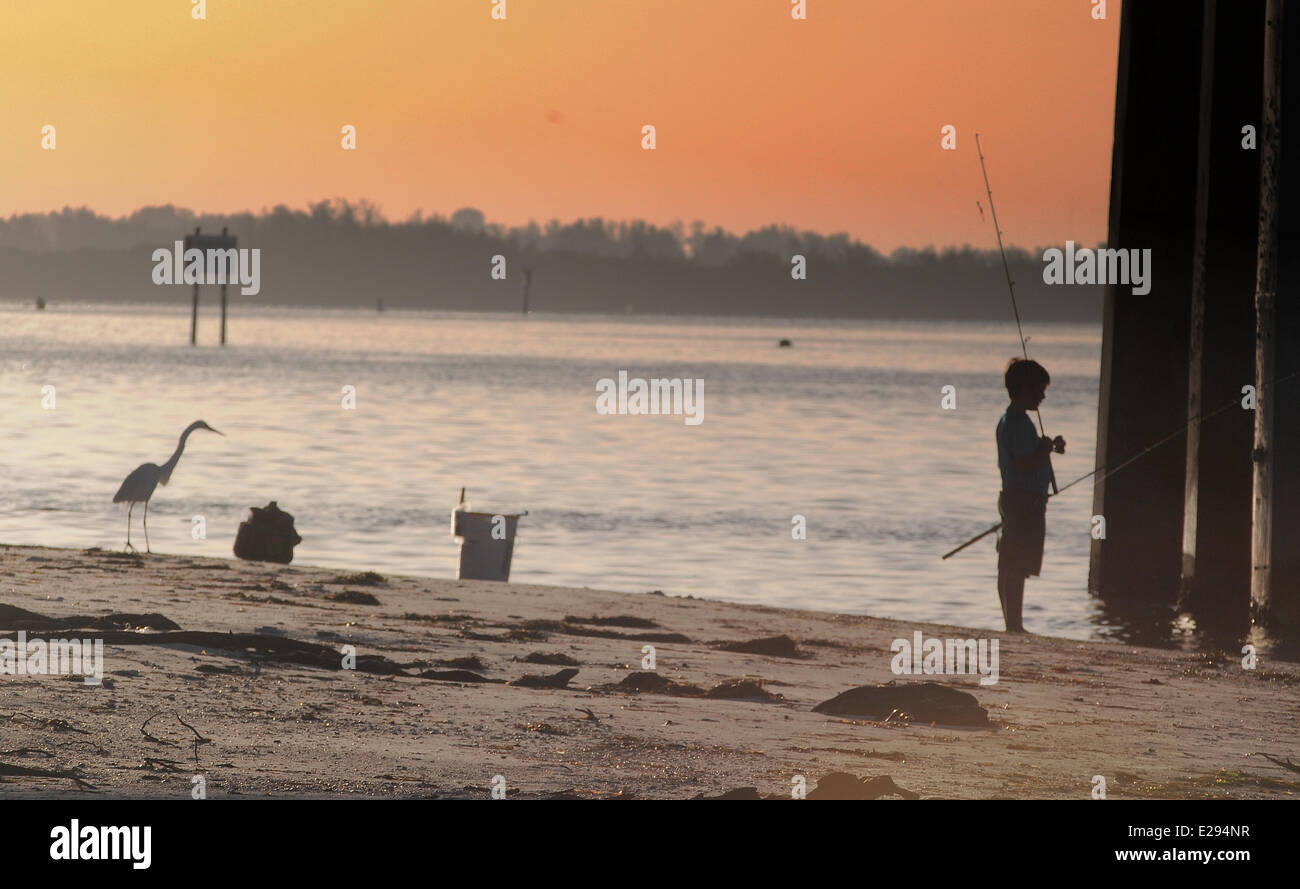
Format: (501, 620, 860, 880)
(0, 301, 1286, 657)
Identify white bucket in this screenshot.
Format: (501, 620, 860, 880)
(452, 504, 523, 581)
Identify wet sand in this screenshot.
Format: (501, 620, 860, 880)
(2, 543, 1297, 799)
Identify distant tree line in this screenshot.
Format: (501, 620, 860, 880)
(0, 201, 1102, 321)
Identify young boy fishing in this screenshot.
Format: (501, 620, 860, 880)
(996, 358, 1065, 633)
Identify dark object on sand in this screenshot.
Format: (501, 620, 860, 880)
(36, 297, 46, 310)
(807, 772, 920, 800)
(614, 671, 705, 696)
(707, 678, 781, 702)
(5, 620, 407, 675)
(521, 618, 691, 644)
(565, 614, 659, 629)
(812, 681, 989, 727)
(509, 667, 579, 688)
(521, 651, 581, 666)
(196, 663, 243, 675)
(714, 634, 804, 658)
(0, 760, 92, 790)
(1257, 752, 1300, 775)
(778, 338, 792, 347)
(233, 501, 302, 564)
(616, 671, 671, 693)
(326, 590, 380, 605)
(697, 787, 766, 800)
(330, 571, 386, 586)
(417, 669, 504, 684)
(0, 604, 179, 632)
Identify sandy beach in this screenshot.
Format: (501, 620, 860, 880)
(1, 543, 1296, 800)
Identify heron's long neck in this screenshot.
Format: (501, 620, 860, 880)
(159, 425, 198, 483)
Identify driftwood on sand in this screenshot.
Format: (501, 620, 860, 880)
(812, 681, 991, 727)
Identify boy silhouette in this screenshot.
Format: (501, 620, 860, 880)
(996, 358, 1065, 633)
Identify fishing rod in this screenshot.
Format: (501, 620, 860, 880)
(975, 132, 1060, 496)
(940, 369, 1300, 560)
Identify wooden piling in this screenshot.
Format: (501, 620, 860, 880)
(1090, 0, 1203, 604)
(1180, 0, 1265, 628)
(1252, 0, 1284, 621)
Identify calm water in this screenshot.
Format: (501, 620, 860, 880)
(1, 301, 1111, 639)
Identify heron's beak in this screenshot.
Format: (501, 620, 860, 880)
(211, 428, 225, 436)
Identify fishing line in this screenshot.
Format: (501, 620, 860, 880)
(941, 368, 1300, 560)
(975, 133, 1060, 495)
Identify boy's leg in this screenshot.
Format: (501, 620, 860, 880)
(1004, 570, 1026, 632)
(996, 493, 1008, 623)
(997, 554, 1026, 632)
(996, 536, 1009, 624)
(996, 491, 1028, 632)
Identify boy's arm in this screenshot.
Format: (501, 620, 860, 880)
(1010, 419, 1054, 473)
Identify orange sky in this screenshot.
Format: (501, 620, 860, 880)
(1, 0, 1119, 251)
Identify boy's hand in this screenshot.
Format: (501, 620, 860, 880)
(1052, 435, 1066, 454)
(1038, 435, 1055, 455)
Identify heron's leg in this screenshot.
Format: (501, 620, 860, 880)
(125, 503, 136, 552)
(143, 500, 151, 554)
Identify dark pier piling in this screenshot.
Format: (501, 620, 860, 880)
(1092, 0, 1300, 635)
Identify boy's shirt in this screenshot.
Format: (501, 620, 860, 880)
(997, 406, 1051, 494)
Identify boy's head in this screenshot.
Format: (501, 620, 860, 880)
(1004, 357, 1050, 408)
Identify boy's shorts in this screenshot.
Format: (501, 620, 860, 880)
(997, 489, 1047, 578)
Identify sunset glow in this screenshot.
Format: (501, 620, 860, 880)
(1, 0, 1119, 250)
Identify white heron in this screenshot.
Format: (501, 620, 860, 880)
(113, 421, 223, 552)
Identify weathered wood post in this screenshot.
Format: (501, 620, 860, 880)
(1251, 0, 1300, 630)
(1093, 0, 1299, 636)
(1090, 0, 1203, 608)
(1268, 0, 1300, 632)
(1180, 0, 1265, 630)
